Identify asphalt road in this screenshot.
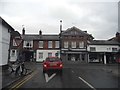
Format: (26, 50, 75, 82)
(8, 63, 119, 89)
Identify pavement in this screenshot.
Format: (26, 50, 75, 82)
(0, 61, 119, 89)
(1, 61, 37, 89)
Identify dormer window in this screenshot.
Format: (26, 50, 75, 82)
(23, 41, 33, 48)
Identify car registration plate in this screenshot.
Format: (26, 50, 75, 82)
(50, 63, 57, 66)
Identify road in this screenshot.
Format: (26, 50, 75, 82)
(8, 63, 119, 89)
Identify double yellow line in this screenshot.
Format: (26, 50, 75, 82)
(9, 70, 37, 90)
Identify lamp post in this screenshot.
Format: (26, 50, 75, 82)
(59, 20, 62, 58)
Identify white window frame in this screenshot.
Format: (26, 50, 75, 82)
(48, 52, 52, 57)
(64, 41, 68, 48)
(23, 41, 33, 48)
(79, 41, 84, 48)
(39, 52, 43, 59)
(39, 41, 43, 48)
(112, 48, 118, 52)
(55, 41, 59, 48)
(71, 41, 76, 48)
(48, 41, 52, 48)
(11, 49, 16, 57)
(90, 47, 96, 52)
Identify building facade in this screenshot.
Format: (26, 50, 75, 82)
(10, 26, 120, 64)
(0, 17, 15, 66)
(60, 26, 94, 63)
(21, 30, 60, 62)
(87, 40, 120, 64)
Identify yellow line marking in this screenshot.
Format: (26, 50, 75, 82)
(10, 70, 37, 90)
(15, 71, 37, 89)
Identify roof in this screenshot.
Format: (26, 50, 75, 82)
(22, 34, 60, 40)
(89, 40, 120, 45)
(61, 26, 94, 39)
(0, 17, 14, 32)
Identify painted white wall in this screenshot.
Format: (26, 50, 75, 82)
(87, 45, 119, 52)
(0, 21, 2, 66)
(36, 50, 60, 62)
(0, 23, 11, 66)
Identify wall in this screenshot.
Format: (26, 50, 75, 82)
(36, 50, 60, 62)
(87, 45, 119, 52)
(0, 24, 10, 65)
(0, 20, 2, 65)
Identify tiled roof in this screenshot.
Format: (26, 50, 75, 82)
(89, 40, 120, 45)
(22, 34, 59, 40)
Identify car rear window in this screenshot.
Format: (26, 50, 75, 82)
(46, 57, 61, 61)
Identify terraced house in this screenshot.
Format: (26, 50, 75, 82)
(9, 22, 120, 64)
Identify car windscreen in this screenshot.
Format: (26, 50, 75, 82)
(46, 58, 61, 61)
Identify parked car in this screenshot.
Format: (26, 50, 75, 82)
(43, 57, 63, 73)
(116, 58, 120, 63)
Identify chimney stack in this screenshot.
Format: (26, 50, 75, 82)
(39, 30, 42, 35)
(22, 27, 25, 35)
(60, 20, 62, 33)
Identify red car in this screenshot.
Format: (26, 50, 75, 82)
(43, 57, 63, 73)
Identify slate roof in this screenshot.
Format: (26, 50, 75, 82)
(22, 34, 60, 40)
(61, 26, 94, 39)
(89, 40, 120, 45)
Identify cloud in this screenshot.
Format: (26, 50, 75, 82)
(0, 0, 118, 39)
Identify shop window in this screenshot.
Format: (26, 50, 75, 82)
(39, 52, 43, 59)
(48, 52, 52, 57)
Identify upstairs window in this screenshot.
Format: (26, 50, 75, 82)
(79, 41, 84, 48)
(112, 48, 117, 52)
(64, 41, 68, 48)
(71, 42, 76, 48)
(23, 41, 33, 48)
(13, 39, 17, 46)
(39, 41, 43, 48)
(55, 41, 59, 48)
(90, 47, 96, 52)
(48, 41, 52, 48)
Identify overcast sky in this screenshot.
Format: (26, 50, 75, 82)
(0, 0, 119, 40)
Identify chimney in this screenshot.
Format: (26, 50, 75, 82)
(39, 30, 42, 35)
(116, 32, 120, 37)
(22, 27, 25, 35)
(84, 31, 87, 33)
(60, 20, 62, 33)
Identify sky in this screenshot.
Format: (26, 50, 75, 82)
(0, 0, 119, 40)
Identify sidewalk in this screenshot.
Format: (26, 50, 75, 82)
(1, 61, 36, 89)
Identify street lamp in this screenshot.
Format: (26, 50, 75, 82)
(59, 20, 62, 58)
